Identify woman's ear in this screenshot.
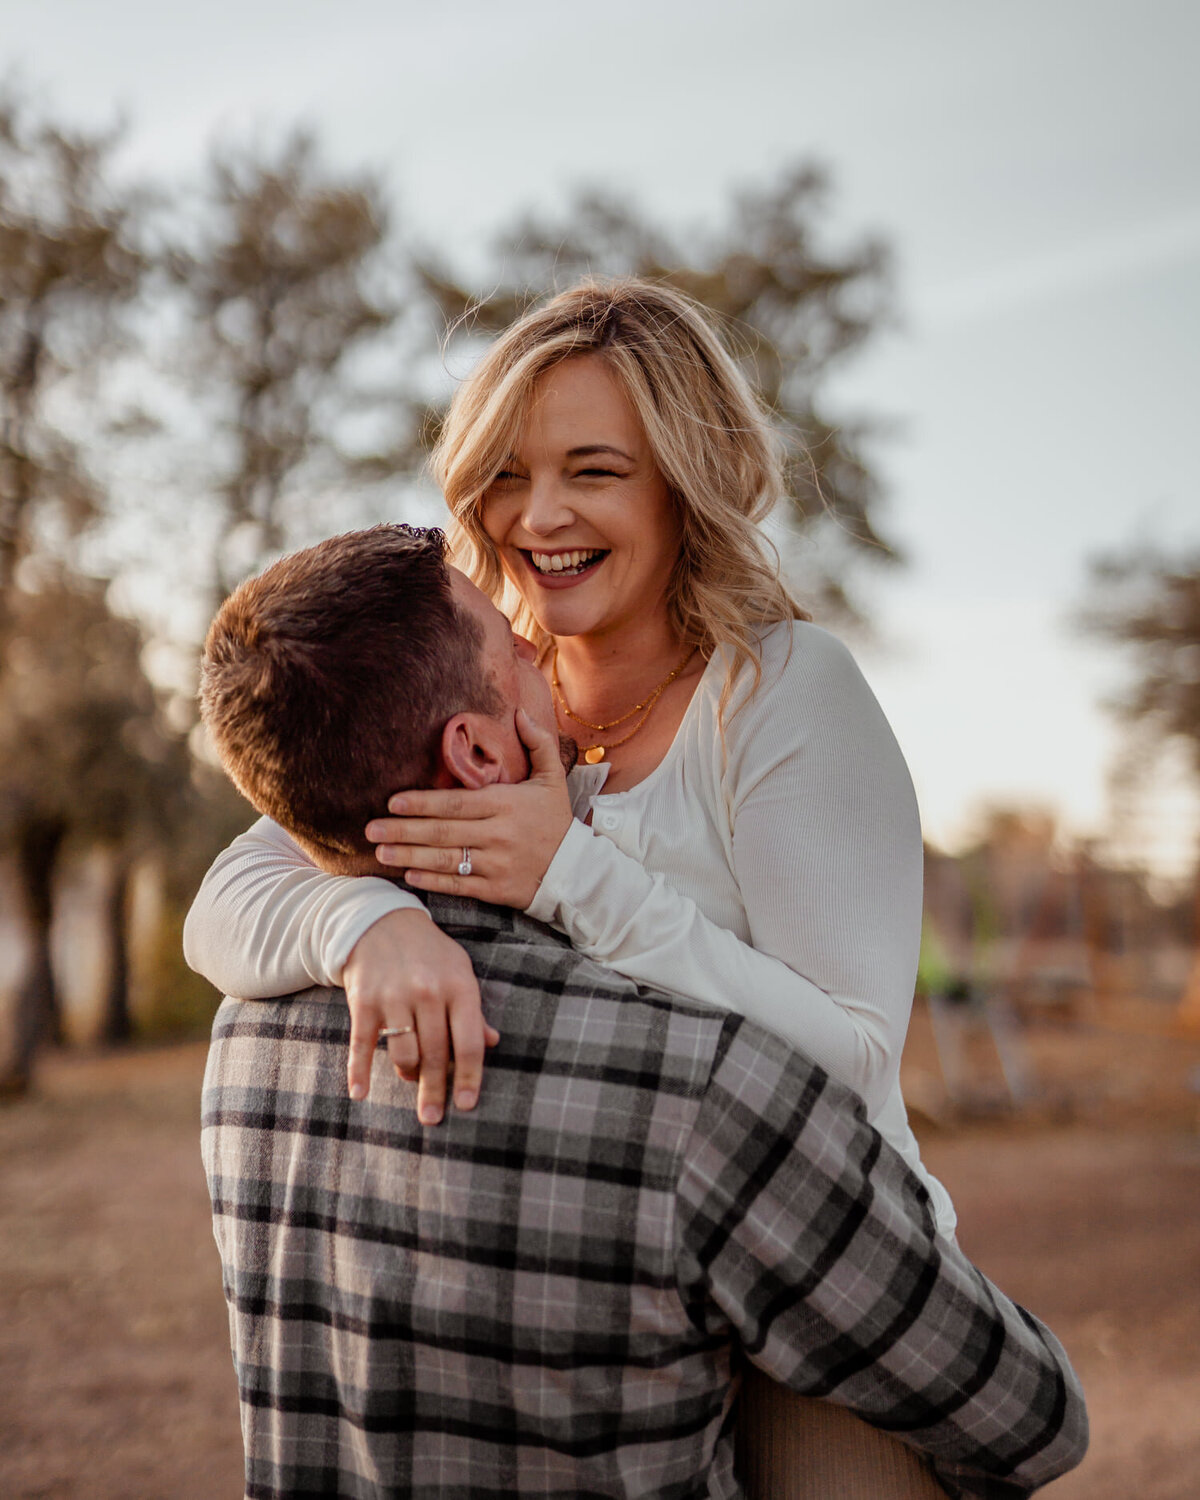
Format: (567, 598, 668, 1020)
(440, 712, 506, 788)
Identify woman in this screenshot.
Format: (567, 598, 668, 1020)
(186, 278, 953, 1495)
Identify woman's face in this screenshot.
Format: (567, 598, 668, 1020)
(480, 355, 682, 646)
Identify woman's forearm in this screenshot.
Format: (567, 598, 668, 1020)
(529, 822, 901, 1115)
(183, 815, 426, 997)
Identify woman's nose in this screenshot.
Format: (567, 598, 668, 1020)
(521, 475, 574, 536)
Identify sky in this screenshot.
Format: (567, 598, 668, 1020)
(7, 0, 1200, 876)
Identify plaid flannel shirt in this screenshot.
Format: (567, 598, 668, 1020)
(201, 896, 1086, 1500)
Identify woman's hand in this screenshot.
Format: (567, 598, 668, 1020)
(342, 908, 500, 1123)
(366, 710, 573, 909)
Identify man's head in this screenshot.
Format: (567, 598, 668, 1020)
(200, 525, 560, 871)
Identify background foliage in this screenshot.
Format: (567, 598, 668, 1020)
(0, 86, 1194, 1092)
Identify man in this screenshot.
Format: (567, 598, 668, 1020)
(198, 526, 1087, 1499)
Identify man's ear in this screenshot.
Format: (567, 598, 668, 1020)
(440, 712, 507, 789)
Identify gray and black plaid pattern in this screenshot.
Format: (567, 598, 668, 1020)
(202, 897, 1086, 1499)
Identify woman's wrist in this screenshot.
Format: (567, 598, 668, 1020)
(338, 905, 432, 985)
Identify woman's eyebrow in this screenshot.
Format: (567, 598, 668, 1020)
(566, 444, 636, 462)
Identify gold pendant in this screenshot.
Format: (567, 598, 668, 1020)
(584, 745, 606, 765)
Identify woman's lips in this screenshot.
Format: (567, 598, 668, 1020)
(519, 550, 609, 589)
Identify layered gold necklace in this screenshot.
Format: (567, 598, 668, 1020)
(552, 646, 696, 764)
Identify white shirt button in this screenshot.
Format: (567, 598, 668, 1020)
(597, 811, 620, 831)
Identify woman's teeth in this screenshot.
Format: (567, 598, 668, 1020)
(528, 549, 605, 575)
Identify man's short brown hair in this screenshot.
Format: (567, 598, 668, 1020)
(200, 526, 500, 867)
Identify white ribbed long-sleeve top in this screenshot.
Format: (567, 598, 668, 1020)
(183, 620, 955, 1234)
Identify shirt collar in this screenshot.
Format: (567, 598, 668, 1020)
(567, 761, 610, 818)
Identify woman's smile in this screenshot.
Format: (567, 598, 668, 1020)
(520, 547, 610, 586)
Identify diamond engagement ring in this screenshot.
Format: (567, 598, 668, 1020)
(458, 847, 473, 877)
(378, 1025, 416, 1040)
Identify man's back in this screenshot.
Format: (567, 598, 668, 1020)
(202, 898, 1085, 1500)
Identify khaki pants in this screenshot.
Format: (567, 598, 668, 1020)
(737, 1367, 947, 1499)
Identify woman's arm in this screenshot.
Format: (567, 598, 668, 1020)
(182, 815, 427, 997)
(184, 816, 496, 1115)
(527, 627, 923, 1117)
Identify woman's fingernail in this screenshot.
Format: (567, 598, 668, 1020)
(455, 1089, 477, 1111)
(388, 796, 406, 814)
(349, 1082, 366, 1101)
(419, 1103, 442, 1126)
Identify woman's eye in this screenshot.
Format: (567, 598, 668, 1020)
(578, 468, 618, 479)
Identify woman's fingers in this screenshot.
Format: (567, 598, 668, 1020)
(341, 909, 493, 1112)
(445, 992, 489, 1114)
(367, 816, 480, 846)
(518, 707, 568, 780)
(346, 1013, 383, 1101)
(384, 786, 500, 819)
(370, 840, 483, 876)
(412, 999, 451, 1126)
(402, 868, 484, 896)
(385, 1026, 421, 1083)
(346, 1005, 422, 1099)
(376, 844, 486, 874)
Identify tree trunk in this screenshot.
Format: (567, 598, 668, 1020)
(1177, 870, 1200, 1034)
(0, 813, 67, 1095)
(99, 850, 134, 1045)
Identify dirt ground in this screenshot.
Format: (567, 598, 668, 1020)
(1, 1004, 1199, 1500)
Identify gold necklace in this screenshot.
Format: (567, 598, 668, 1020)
(553, 646, 696, 764)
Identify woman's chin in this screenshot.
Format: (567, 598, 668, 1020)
(528, 601, 606, 639)
(519, 572, 614, 634)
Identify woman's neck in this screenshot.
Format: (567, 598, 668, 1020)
(551, 618, 689, 722)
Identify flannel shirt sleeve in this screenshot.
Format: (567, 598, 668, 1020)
(674, 1019, 1088, 1499)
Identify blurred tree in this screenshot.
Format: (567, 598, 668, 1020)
(177, 132, 401, 598)
(0, 89, 148, 641)
(0, 89, 162, 1090)
(1080, 545, 1200, 1023)
(0, 570, 191, 1093)
(414, 165, 897, 621)
(1080, 546, 1200, 773)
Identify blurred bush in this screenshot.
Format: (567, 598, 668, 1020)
(133, 894, 223, 1042)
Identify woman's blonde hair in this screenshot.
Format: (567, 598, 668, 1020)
(431, 277, 809, 714)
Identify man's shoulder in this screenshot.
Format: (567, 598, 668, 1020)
(426, 893, 727, 1019)
(207, 895, 835, 1155)
(209, 988, 352, 1049)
